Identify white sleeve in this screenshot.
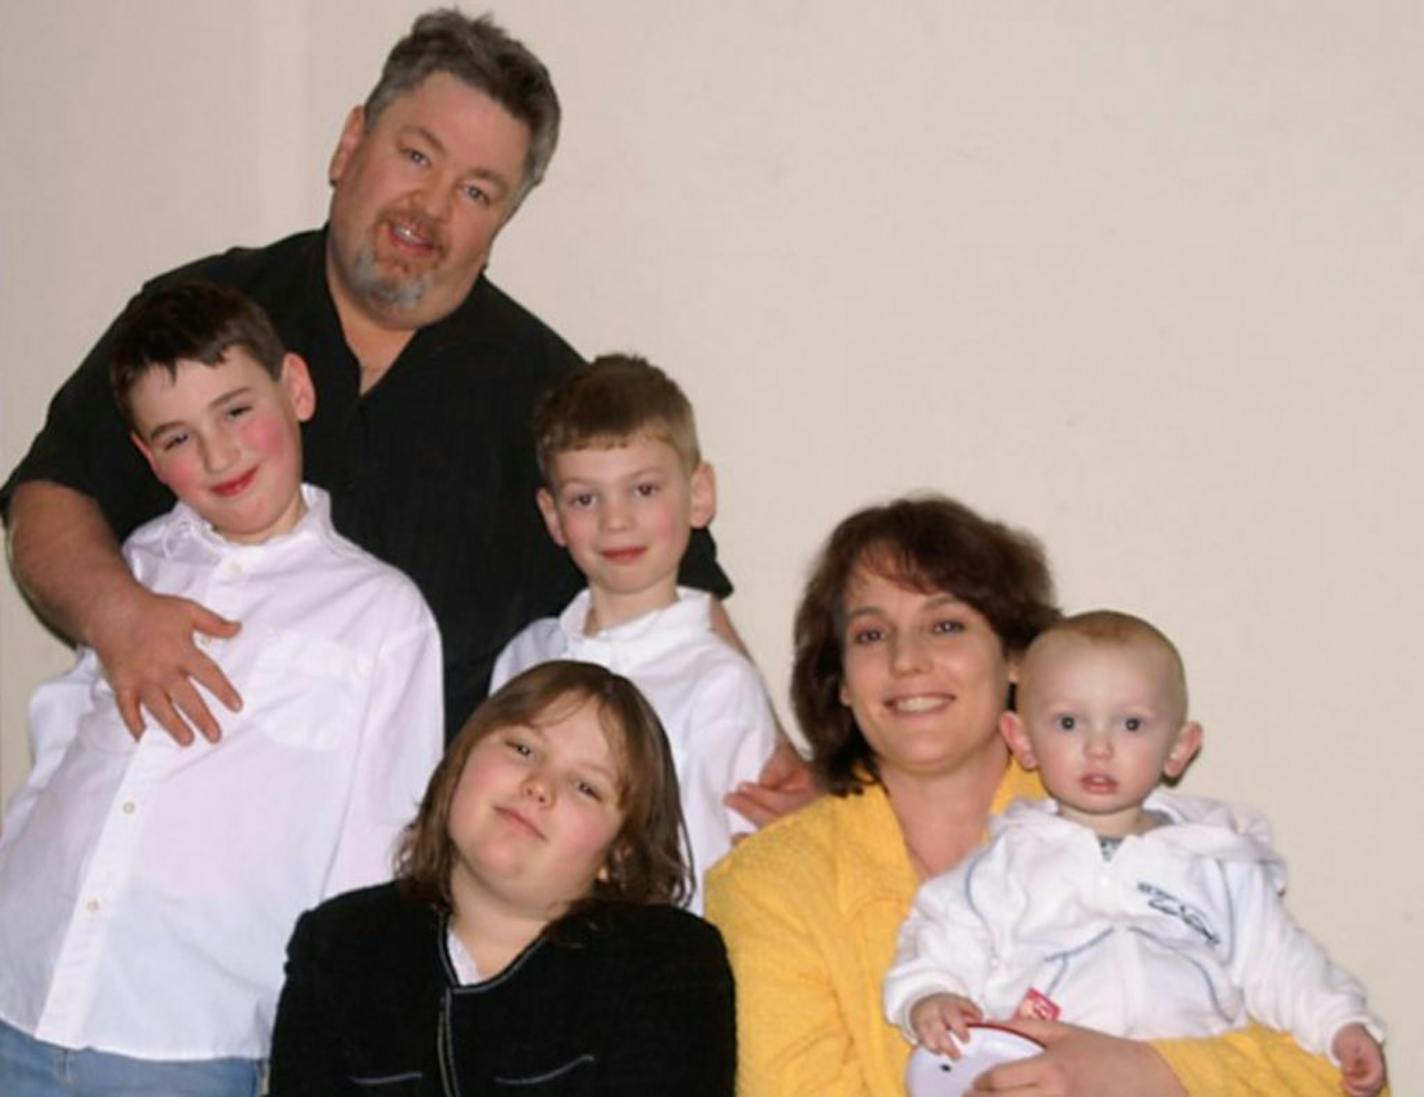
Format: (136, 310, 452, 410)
(321, 603, 444, 897)
(882, 844, 1011, 1041)
(490, 619, 559, 693)
(707, 665, 780, 837)
(1228, 859, 1386, 1060)
(11, 534, 152, 830)
(678, 663, 779, 903)
(489, 637, 517, 693)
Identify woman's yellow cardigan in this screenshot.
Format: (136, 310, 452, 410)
(705, 763, 1360, 1096)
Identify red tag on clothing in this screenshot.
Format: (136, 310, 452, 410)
(1014, 988, 1061, 1021)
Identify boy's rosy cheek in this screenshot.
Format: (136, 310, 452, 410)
(239, 414, 291, 458)
(150, 454, 203, 495)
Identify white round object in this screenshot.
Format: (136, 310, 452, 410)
(904, 1024, 1045, 1097)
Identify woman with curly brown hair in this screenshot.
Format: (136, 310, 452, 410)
(706, 495, 1353, 1096)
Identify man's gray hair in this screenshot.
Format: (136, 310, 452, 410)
(364, 9, 560, 200)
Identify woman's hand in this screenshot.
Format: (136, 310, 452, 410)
(968, 1019, 1186, 1096)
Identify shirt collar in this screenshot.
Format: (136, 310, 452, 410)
(555, 587, 712, 669)
(158, 484, 333, 560)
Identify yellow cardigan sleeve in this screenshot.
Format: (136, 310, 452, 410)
(1155, 1023, 1389, 1096)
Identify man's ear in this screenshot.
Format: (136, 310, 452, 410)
(328, 105, 366, 186)
(689, 461, 717, 529)
(280, 353, 316, 422)
(1163, 721, 1203, 780)
(535, 487, 567, 547)
(1000, 710, 1038, 770)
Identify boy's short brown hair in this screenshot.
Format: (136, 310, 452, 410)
(109, 281, 286, 429)
(533, 354, 701, 484)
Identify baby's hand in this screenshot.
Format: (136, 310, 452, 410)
(910, 993, 983, 1058)
(1332, 1022, 1385, 1097)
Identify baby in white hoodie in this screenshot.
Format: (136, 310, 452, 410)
(883, 610, 1386, 1097)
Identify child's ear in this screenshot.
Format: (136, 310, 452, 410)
(1000, 710, 1038, 770)
(597, 839, 630, 888)
(328, 105, 366, 186)
(689, 461, 716, 529)
(129, 431, 160, 478)
(280, 353, 316, 422)
(535, 487, 568, 547)
(1163, 721, 1203, 780)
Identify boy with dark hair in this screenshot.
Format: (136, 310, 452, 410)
(492, 354, 776, 911)
(0, 282, 443, 1094)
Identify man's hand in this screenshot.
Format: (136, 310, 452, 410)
(968, 1019, 1186, 1096)
(725, 736, 820, 831)
(8, 481, 242, 745)
(89, 583, 242, 745)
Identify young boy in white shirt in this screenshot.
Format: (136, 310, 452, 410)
(884, 610, 1386, 1097)
(491, 354, 777, 910)
(0, 282, 443, 1096)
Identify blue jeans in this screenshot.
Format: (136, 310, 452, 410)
(0, 1020, 263, 1096)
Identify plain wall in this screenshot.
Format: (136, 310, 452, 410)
(3, 2, 1418, 1087)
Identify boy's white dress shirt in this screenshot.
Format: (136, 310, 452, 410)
(884, 790, 1385, 1060)
(0, 486, 443, 1060)
(491, 587, 777, 911)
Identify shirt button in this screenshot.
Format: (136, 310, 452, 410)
(122, 801, 136, 815)
(85, 899, 100, 914)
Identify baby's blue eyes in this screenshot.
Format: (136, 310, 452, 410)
(1050, 715, 1146, 732)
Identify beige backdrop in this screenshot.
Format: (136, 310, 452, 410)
(2, 1, 1418, 1087)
